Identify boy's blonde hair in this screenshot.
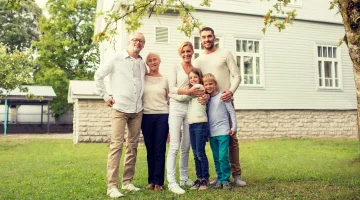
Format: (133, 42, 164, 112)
(202, 73, 217, 84)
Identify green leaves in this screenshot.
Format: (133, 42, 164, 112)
(0, 43, 35, 96)
(0, 0, 42, 53)
(93, 0, 211, 43)
(32, 0, 99, 117)
(261, 0, 297, 34)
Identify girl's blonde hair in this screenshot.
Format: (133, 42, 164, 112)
(188, 68, 203, 87)
(178, 41, 194, 56)
(202, 73, 217, 85)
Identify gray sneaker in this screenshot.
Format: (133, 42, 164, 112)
(213, 180, 222, 189)
(209, 177, 218, 187)
(222, 181, 232, 190)
(233, 175, 247, 186)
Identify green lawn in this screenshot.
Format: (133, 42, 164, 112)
(0, 137, 359, 199)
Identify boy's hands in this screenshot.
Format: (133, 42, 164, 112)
(229, 130, 236, 136)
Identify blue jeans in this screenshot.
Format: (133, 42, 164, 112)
(141, 114, 169, 186)
(189, 122, 209, 179)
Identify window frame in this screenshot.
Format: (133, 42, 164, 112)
(154, 26, 170, 44)
(316, 44, 343, 90)
(234, 38, 265, 88)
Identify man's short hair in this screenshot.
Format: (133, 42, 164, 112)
(200, 27, 215, 35)
(129, 32, 145, 42)
(203, 73, 217, 85)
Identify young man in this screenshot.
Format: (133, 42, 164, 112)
(94, 32, 147, 198)
(194, 27, 246, 186)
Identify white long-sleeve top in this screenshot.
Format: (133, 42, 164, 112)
(94, 50, 146, 113)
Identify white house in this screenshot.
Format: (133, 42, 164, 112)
(68, 0, 357, 144)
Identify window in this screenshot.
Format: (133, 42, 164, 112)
(235, 39, 263, 86)
(155, 27, 169, 43)
(193, 36, 221, 59)
(317, 45, 341, 89)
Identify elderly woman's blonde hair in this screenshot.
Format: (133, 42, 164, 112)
(202, 73, 217, 84)
(146, 52, 161, 63)
(177, 41, 194, 56)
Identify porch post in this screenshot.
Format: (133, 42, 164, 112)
(4, 99, 8, 136)
(47, 100, 50, 134)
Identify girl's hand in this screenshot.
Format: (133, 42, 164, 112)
(229, 130, 236, 136)
(197, 94, 210, 105)
(189, 86, 204, 97)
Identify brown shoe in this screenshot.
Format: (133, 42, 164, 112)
(154, 185, 163, 191)
(146, 183, 155, 189)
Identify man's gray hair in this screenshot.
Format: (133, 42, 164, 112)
(129, 32, 145, 42)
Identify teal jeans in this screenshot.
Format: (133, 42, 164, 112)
(210, 135, 231, 184)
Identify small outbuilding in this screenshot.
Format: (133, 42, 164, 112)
(1, 86, 56, 135)
(68, 80, 112, 144)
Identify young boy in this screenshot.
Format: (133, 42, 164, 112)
(203, 73, 237, 190)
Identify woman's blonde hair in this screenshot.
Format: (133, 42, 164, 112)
(202, 73, 217, 85)
(178, 41, 194, 56)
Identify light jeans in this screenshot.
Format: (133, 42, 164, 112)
(166, 100, 191, 188)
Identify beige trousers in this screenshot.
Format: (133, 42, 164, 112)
(107, 110, 142, 189)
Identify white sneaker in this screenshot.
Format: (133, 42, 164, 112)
(180, 179, 194, 187)
(169, 184, 185, 194)
(122, 183, 140, 191)
(107, 188, 124, 198)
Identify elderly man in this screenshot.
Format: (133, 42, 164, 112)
(94, 32, 146, 198)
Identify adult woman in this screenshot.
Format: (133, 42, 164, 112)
(141, 52, 169, 191)
(166, 41, 204, 194)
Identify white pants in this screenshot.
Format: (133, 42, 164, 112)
(166, 100, 191, 188)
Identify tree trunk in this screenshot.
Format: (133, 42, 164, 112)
(339, 0, 360, 150)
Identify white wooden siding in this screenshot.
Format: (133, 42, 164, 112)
(97, 1, 355, 110)
(134, 11, 355, 110)
(186, 0, 342, 24)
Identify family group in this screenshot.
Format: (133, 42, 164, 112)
(94, 27, 246, 198)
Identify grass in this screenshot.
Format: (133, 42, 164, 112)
(0, 136, 359, 200)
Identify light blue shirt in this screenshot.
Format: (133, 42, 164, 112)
(207, 92, 237, 137)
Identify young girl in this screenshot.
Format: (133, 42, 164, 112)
(168, 68, 210, 191)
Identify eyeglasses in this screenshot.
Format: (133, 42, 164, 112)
(131, 38, 145, 44)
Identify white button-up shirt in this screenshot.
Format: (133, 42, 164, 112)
(94, 50, 146, 113)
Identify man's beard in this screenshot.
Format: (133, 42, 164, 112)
(133, 47, 141, 53)
(204, 42, 214, 50)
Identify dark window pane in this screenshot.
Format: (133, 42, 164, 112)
(318, 46, 322, 57)
(236, 40, 241, 52)
(255, 41, 259, 53)
(244, 56, 253, 75)
(194, 37, 200, 50)
(242, 40, 247, 52)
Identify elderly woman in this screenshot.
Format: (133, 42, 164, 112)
(141, 52, 169, 191)
(166, 41, 204, 194)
